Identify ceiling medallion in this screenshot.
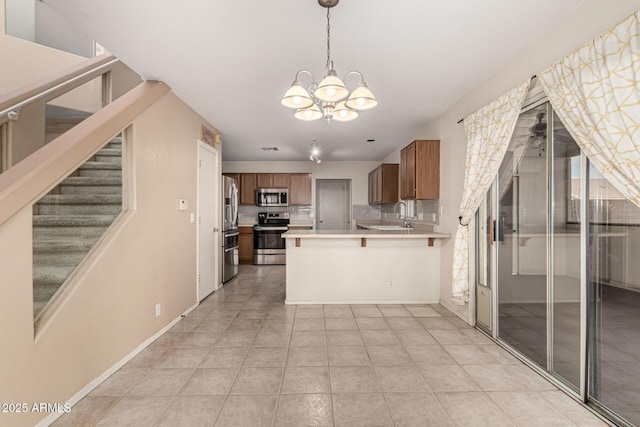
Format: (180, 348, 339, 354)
(280, 0, 377, 122)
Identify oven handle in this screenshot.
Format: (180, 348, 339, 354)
(224, 231, 239, 237)
(254, 226, 289, 231)
(224, 246, 239, 253)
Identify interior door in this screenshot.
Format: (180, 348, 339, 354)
(198, 142, 219, 300)
(316, 179, 351, 230)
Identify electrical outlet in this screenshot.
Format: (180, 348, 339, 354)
(438, 205, 443, 215)
(155, 303, 161, 317)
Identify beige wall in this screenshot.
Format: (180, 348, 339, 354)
(222, 160, 380, 206)
(0, 91, 221, 427)
(0, 0, 85, 95)
(394, 0, 640, 320)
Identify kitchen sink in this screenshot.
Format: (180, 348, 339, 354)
(368, 225, 413, 231)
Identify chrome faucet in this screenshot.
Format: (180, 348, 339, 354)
(393, 201, 411, 228)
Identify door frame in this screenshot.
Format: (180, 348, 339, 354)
(197, 140, 220, 301)
(315, 179, 352, 230)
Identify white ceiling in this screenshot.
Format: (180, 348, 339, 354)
(45, 0, 587, 161)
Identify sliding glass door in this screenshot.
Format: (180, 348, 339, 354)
(476, 98, 640, 424)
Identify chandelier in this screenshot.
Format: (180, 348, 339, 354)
(280, 0, 378, 122)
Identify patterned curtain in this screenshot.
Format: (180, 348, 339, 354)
(451, 81, 530, 305)
(539, 11, 640, 208)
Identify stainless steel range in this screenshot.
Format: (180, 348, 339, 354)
(254, 212, 290, 265)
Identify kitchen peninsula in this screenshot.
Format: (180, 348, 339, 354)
(282, 228, 450, 304)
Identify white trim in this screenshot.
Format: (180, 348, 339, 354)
(37, 302, 199, 427)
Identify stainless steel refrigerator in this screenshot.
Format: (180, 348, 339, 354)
(222, 176, 239, 282)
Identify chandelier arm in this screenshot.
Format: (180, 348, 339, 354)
(342, 70, 365, 86)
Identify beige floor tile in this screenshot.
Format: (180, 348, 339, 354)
(418, 317, 458, 330)
(281, 367, 331, 394)
(230, 367, 283, 394)
(461, 364, 523, 391)
(540, 391, 608, 426)
(355, 317, 390, 329)
(404, 306, 442, 318)
(193, 318, 232, 333)
(478, 344, 522, 364)
(213, 394, 277, 427)
(326, 330, 364, 346)
(488, 391, 576, 426)
(360, 329, 400, 345)
(259, 319, 293, 331)
(330, 366, 380, 392)
(324, 307, 354, 318)
(214, 330, 257, 347)
(332, 393, 393, 426)
(236, 309, 268, 320)
(366, 345, 413, 365)
(52, 396, 118, 427)
(149, 331, 185, 349)
(384, 392, 453, 426)
(175, 332, 221, 348)
(90, 367, 149, 396)
(94, 396, 172, 427)
(274, 393, 333, 426)
(290, 330, 326, 347)
(460, 328, 493, 344)
(296, 307, 325, 318)
(386, 317, 424, 330)
(418, 364, 481, 392)
(442, 344, 500, 365)
(243, 347, 288, 367)
(378, 306, 413, 317)
(374, 365, 430, 392)
(156, 395, 225, 427)
(395, 329, 437, 346)
(227, 318, 262, 331)
(179, 368, 238, 395)
(156, 348, 209, 369)
(206, 308, 239, 319)
(252, 328, 291, 347)
(405, 345, 456, 365)
(351, 305, 384, 318)
(429, 329, 474, 345)
(287, 346, 328, 367)
(199, 347, 250, 368)
(293, 317, 326, 331)
(325, 318, 358, 331)
(327, 345, 371, 366)
(125, 347, 169, 369)
(127, 368, 193, 396)
(436, 391, 514, 427)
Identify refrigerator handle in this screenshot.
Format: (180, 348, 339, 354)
(231, 182, 239, 227)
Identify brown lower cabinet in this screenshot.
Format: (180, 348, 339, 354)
(238, 226, 253, 264)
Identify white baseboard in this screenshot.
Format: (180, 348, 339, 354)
(37, 302, 199, 427)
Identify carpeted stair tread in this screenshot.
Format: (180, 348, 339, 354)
(33, 265, 75, 287)
(33, 215, 117, 226)
(79, 162, 122, 170)
(39, 194, 122, 204)
(95, 148, 121, 156)
(61, 176, 122, 186)
(33, 238, 99, 252)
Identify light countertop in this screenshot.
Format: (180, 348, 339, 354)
(282, 229, 450, 239)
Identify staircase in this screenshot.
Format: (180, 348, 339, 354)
(32, 136, 123, 318)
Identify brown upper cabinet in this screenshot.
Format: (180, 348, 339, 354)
(368, 164, 399, 205)
(239, 173, 257, 205)
(256, 173, 290, 189)
(400, 140, 439, 200)
(289, 173, 312, 205)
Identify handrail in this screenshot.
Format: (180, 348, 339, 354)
(0, 80, 171, 226)
(0, 54, 119, 124)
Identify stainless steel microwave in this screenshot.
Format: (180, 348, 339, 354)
(256, 188, 288, 207)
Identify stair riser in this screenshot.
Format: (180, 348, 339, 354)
(60, 185, 122, 195)
(34, 226, 108, 239)
(77, 169, 122, 178)
(38, 204, 122, 215)
(34, 251, 86, 266)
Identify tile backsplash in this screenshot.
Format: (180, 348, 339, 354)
(238, 205, 313, 224)
(380, 199, 440, 226)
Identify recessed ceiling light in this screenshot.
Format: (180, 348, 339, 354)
(366, 139, 375, 142)
(261, 147, 279, 151)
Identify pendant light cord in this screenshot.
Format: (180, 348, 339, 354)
(326, 7, 331, 72)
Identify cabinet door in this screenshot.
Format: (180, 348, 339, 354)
(415, 140, 440, 199)
(401, 142, 416, 199)
(368, 170, 374, 205)
(238, 227, 253, 264)
(239, 173, 257, 205)
(381, 164, 399, 204)
(273, 173, 290, 188)
(256, 173, 273, 188)
(375, 166, 383, 203)
(289, 173, 312, 205)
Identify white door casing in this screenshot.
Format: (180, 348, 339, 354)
(316, 179, 351, 230)
(197, 141, 219, 301)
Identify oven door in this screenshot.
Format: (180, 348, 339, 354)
(254, 226, 287, 264)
